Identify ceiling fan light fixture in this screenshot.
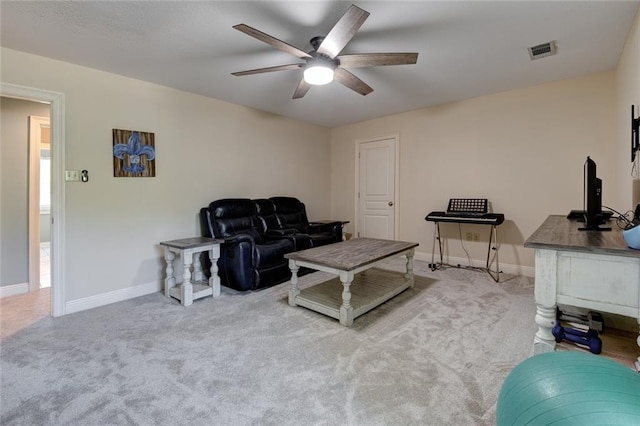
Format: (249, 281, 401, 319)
(303, 64, 334, 85)
(232, 4, 417, 99)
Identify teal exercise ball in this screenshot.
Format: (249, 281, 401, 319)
(497, 352, 640, 425)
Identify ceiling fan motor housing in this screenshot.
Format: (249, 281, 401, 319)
(310, 36, 325, 51)
(305, 54, 339, 68)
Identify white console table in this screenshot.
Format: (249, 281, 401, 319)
(160, 237, 223, 306)
(525, 215, 640, 370)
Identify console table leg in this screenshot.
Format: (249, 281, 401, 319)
(209, 248, 220, 298)
(181, 253, 193, 306)
(288, 260, 300, 306)
(534, 304, 556, 354)
(339, 271, 354, 327)
(163, 249, 176, 298)
(192, 252, 203, 282)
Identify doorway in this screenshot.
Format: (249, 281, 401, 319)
(29, 115, 51, 293)
(0, 83, 66, 317)
(355, 134, 399, 240)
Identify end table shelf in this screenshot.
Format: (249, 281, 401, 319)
(160, 237, 223, 306)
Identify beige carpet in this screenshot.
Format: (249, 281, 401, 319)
(0, 260, 536, 425)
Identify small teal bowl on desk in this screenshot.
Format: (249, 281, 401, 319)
(623, 224, 640, 249)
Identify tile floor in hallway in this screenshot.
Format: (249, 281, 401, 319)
(0, 242, 51, 339)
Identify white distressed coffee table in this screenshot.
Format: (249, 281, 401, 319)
(286, 238, 419, 326)
(160, 237, 223, 306)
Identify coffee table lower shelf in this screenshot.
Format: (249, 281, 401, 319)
(294, 268, 412, 322)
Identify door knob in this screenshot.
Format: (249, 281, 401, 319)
(388, 201, 394, 206)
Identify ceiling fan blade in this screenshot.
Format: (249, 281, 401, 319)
(317, 5, 370, 59)
(337, 53, 418, 68)
(232, 64, 303, 76)
(233, 24, 311, 59)
(334, 68, 373, 96)
(292, 79, 311, 99)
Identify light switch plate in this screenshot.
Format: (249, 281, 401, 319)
(65, 170, 80, 182)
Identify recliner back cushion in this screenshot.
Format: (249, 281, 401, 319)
(208, 198, 262, 241)
(270, 197, 309, 232)
(253, 199, 282, 232)
(277, 213, 306, 232)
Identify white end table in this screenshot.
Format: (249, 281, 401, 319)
(160, 237, 223, 306)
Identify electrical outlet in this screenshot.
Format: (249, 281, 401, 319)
(465, 232, 473, 241)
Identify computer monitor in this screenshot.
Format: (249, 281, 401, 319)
(579, 156, 610, 231)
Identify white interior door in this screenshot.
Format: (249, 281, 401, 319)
(2, 83, 66, 317)
(358, 137, 396, 239)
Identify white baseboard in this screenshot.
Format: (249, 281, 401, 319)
(0, 282, 29, 298)
(413, 251, 535, 277)
(65, 280, 162, 315)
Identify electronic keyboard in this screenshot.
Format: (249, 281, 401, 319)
(425, 211, 505, 225)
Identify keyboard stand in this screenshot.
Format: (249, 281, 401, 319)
(428, 221, 501, 282)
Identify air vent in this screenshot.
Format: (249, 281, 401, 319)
(528, 41, 557, 60)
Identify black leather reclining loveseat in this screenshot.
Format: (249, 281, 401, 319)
(200, 197, 343, 291)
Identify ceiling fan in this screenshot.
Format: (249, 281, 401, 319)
(231, 4, 418, 99)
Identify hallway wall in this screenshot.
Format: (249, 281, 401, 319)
(0, 97, 50, 289)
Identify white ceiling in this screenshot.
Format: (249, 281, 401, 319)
(1, 1, 638, 127)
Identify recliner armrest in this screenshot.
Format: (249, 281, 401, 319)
(265, 228, 297, 236)
(224, 234, 257, 244)
(308, 221, 342, 234)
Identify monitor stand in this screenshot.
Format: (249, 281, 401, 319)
(578, 225, 611, 231)
(568, 210, 613, 222)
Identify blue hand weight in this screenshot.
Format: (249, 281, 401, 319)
(552, 323, 602, 354)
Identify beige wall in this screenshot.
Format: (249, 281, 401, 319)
(616, 8, 640, 206)
(1, 47, 331, 305)
(330, 72, 618, 273)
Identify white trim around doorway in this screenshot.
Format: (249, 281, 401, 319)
(1, 82, 66, 317)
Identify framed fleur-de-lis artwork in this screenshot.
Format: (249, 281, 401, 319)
(113, 129, 156, 177)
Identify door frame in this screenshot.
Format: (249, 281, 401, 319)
(1, 82, 66, 317)
(354, 133, 400, 240)
(28, 115, 50, 293)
